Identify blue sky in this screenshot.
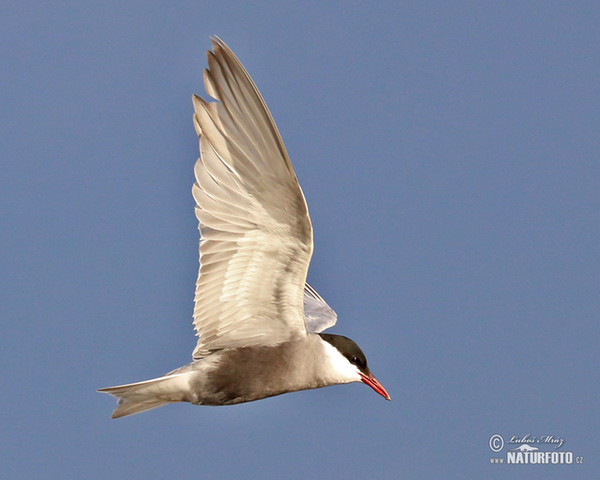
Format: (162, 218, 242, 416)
(1, 2, 598, 479)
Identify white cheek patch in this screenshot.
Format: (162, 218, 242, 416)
(321, 341, 362, 384)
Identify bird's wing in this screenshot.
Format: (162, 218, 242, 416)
(191, 37, 313, 359)
(303, 283, 338, 333)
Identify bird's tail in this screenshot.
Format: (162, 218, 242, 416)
(98, 372, 192, 419)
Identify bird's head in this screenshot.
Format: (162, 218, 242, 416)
(319, 333, 391, 400)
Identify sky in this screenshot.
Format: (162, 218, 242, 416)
(1, 1, 598, 479)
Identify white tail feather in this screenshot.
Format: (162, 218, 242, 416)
(98, 373, 191, 419)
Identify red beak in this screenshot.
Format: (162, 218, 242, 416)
(359, 372, 391, 400)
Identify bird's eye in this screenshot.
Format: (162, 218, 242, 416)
(351, 356, 359, 364)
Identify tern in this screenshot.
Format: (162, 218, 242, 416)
(99, 37, 390, 418)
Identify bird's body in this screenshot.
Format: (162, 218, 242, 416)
(99, 38, 389, 419)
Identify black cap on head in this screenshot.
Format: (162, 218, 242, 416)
(319, 333, 391, 401)
(318, 333, 369, 374)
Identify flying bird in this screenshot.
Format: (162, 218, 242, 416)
(99, 37, 390, 418)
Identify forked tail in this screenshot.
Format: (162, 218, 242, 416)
(98, 373, 191, 419)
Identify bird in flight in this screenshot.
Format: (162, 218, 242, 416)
(99, 37, 390, 418)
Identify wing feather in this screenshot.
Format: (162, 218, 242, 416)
(192, 38, 312, 358)
(303, 283, 338, 333)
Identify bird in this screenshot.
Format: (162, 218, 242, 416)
(98, 37, 390, 419)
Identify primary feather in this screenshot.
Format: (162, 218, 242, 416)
(191, 38, 316, 358)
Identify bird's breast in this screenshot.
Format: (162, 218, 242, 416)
(187, 336, 330, 405)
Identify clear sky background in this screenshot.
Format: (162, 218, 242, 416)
(1, 2, 598, 479)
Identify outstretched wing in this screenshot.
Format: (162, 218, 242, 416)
(303, 283, 338, 333)
(191, 38, 313, 358)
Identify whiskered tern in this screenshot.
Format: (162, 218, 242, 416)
(99, 38, 390, 418)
